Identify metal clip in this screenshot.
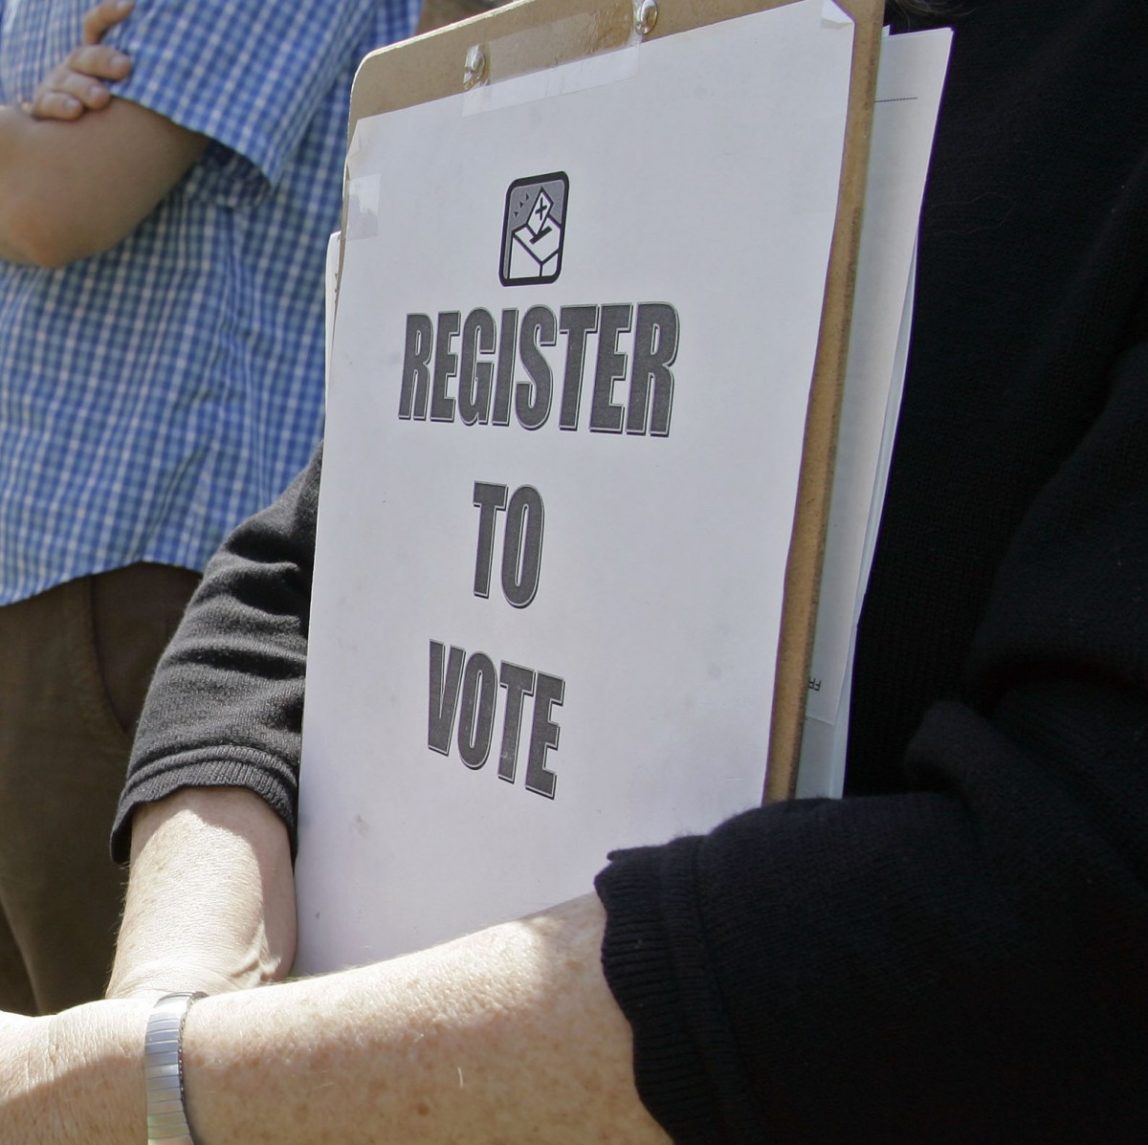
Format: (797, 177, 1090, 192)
(633, 0, 658, 36)
(463, 43, 488, 90)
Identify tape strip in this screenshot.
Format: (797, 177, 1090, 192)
(346, 172, 382, 241)
(462, 8, 642, 116)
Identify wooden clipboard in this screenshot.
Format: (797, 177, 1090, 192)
(336, 0, 884, 803)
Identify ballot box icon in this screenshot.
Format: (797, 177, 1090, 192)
(500, 173, 569, 286)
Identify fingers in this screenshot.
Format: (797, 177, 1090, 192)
(83, 0, 135, 45)
(21, 0, 134, 122)
(69, 43, 133, 83)
(23, 91, 87, 121)
(24, 45, 132, 120)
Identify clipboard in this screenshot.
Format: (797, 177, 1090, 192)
(337, 0, 884, 802)
(299, 0, 886, 972)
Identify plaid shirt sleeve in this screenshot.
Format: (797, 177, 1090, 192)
(102, 0, 409, 194)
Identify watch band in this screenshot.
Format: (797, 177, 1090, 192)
(145, 991, 206, 1145)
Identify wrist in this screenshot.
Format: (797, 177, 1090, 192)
(146, 993, 207, 1144)
(34, 998, 153, 1145)
(107, 960, 202, 999)
(108, 960, 251, 1001)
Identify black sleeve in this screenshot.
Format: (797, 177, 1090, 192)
(112, 447, 322, 862)
(595, 336, 1148, 1142)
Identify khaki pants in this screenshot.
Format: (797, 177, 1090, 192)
(0, 563, 198, 1014)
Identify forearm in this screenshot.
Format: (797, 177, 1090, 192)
(0, 106, 41, 264)
(110, 462, 321, 992)
(6, 897, 670, 1144)
(0, 98, 205, 267)
(189, 895, 665, 1143)
(108, 788, 296, 999)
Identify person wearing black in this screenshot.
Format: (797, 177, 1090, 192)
(2, 1, 1146, 1141)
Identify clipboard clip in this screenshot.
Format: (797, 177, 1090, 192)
(463, 43, 488, 89)
(463, 1, 655, 92)
(633, 0, 658, 36)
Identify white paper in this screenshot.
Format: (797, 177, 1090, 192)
(296, 0, 854, 972)
(324, 231, 340, 399)
(797, 27, 951, 798)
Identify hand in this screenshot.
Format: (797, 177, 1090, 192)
(22, 0, 135, 122)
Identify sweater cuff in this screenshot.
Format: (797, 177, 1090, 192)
(111, 748, 299, 863)
(596, 836, 744, 1144)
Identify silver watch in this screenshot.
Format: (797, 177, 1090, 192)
(145, 992, 206, 1144)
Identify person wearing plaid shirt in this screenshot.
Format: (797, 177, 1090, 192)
(0, 0, 420, 1014)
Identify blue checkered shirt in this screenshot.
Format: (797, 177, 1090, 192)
(0, 0, 419, 604)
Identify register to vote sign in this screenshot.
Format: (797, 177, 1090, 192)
(296, 0, 855, 972)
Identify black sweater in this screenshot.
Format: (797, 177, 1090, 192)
(118, 1, 1148, 1139)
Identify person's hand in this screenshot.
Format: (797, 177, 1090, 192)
(22, 0, 135, 122)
